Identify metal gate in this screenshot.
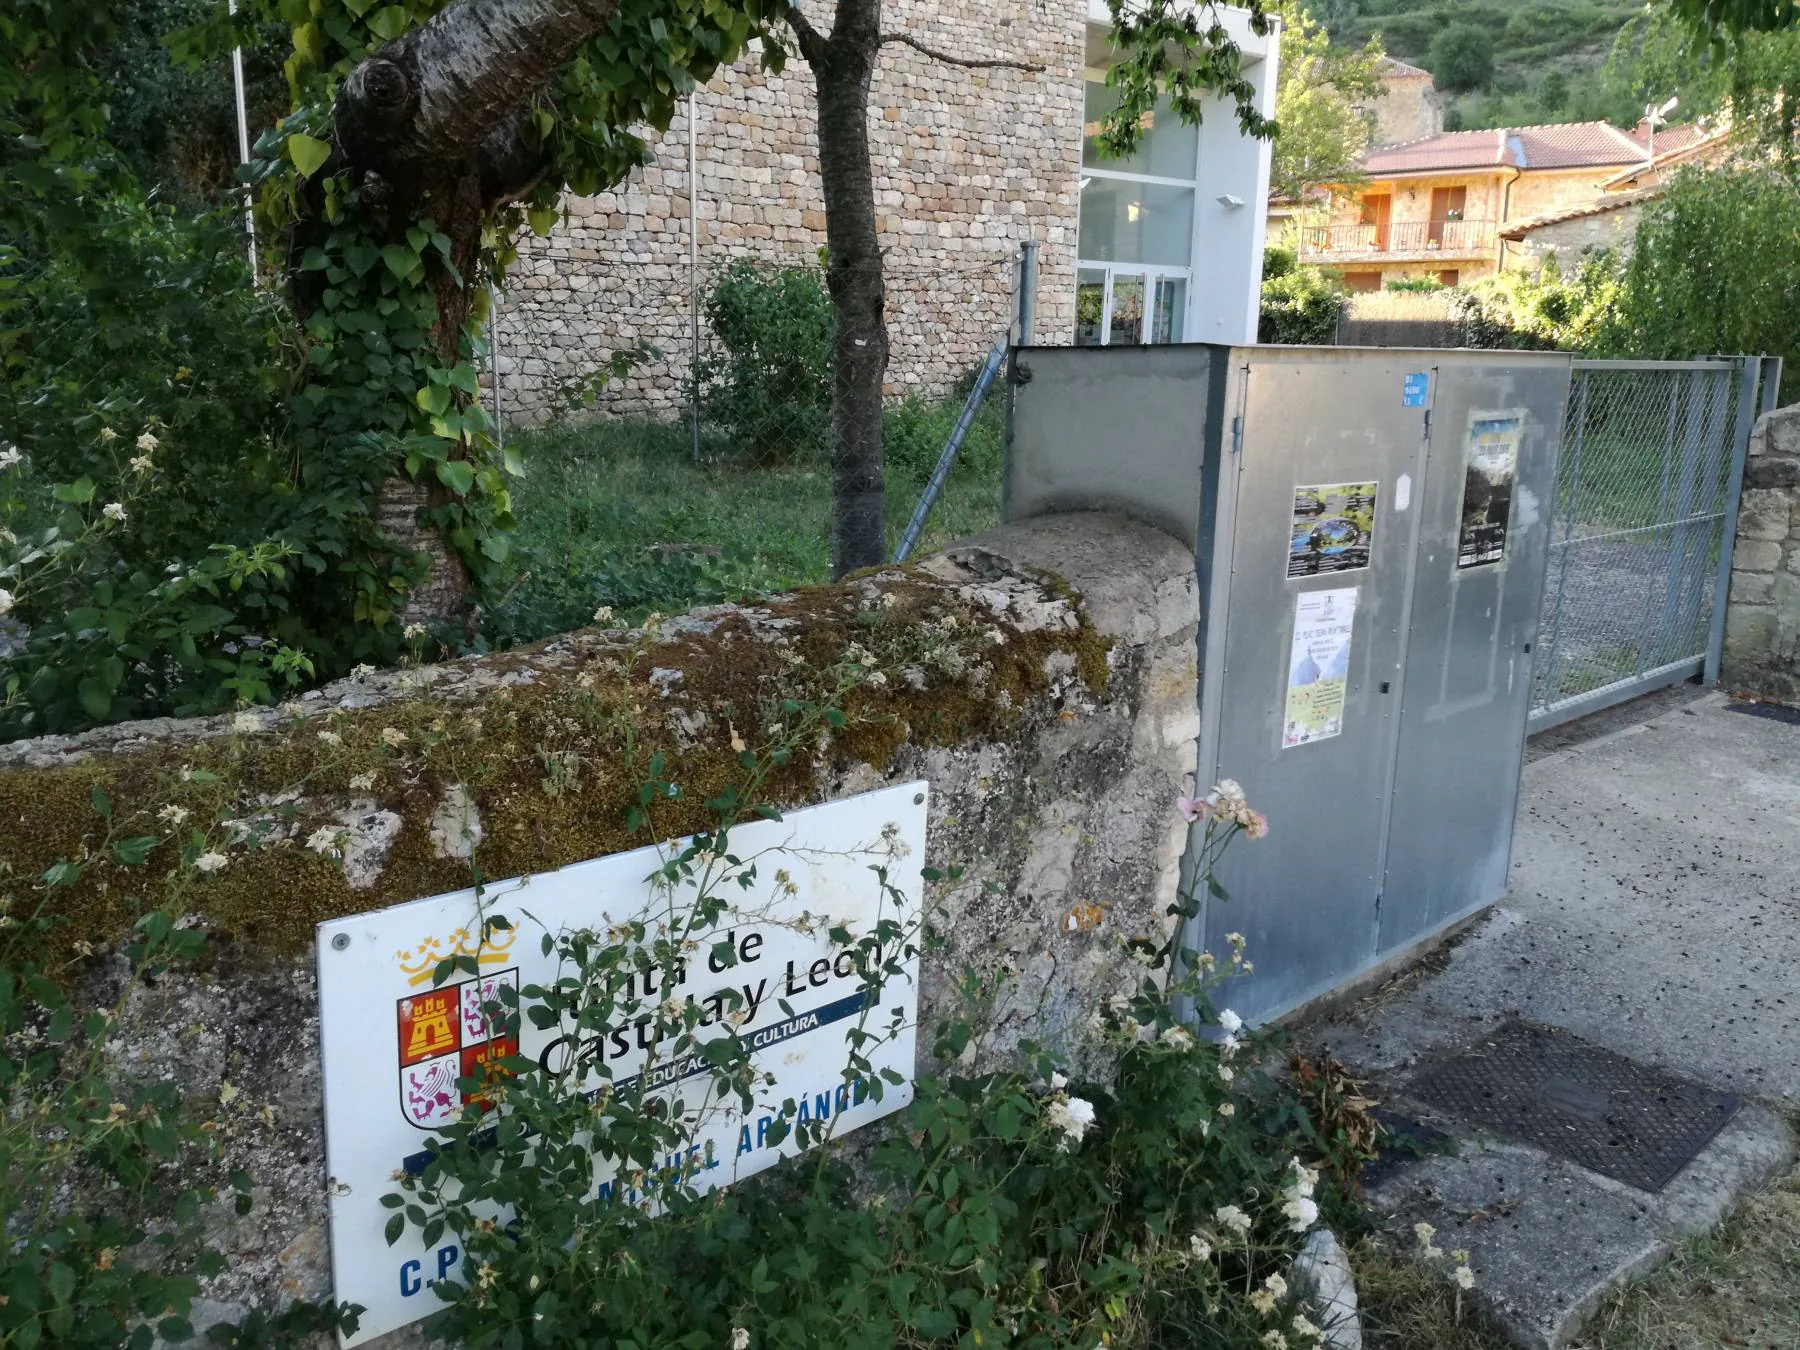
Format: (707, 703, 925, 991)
(1530, 357, 1774, 730)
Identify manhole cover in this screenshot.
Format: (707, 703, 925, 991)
(1407, 1021, 1739, 1192)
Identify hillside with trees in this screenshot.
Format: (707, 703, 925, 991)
(1317, 0, 1688, 130)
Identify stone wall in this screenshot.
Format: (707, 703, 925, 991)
(1502, 200, 1647, 268)
(1367, 72, 1443, 148)
(1723, 404, 1800, 703)
(496, 0, 1085, 423)
(0, 512, 1201, 1345)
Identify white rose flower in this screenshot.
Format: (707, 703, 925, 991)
(129, 455, 154, 473)
(593, 605, 615, 624)
(194, 852, 229, 874)
(1218, 1008, 1243, 1034)
(403, 622, 427, 641)
(0, 446, 22, 471)
(1264, 1273, 1288, 1301)
(157, 804, 189, 825)
(730, 1329, 750, 1350)
(0, 589, 13, 615)
(380, 727, 407, 747)
(102, 502, 127, 523)
(1188, 1235, 1212, 1262)
(349, 772, 377, 791)
(1044, 1094, 1096, 1149)
(232, 711, 262, 732)
(1454, 1264, 1475, 1290)
(1213, 1204, 1251, 1236)
(136, 431, 159, 453)
(306, 827, 341, 855)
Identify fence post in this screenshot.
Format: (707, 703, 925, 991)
(1016, 242, 1038, 346)
(689, 91, 702, 465)
(1705, 356, 1760, 685)
(1537, 370, 1590, 714)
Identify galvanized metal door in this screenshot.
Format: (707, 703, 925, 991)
(1377, 359, 1571, 956)
(1529, 359, 1764, 730)
(1197, 350, 1570, 1023)
(1197, 351, 1430, 1019)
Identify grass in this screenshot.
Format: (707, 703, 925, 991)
(486, 397, 1004, 646)
(1347, 1161, 1800, 1349)
(1572, 1161, 1800, 1349)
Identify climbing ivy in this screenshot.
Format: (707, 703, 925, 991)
(226, 0, 790, 625)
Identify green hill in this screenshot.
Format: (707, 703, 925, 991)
(1319, 0, 1652, 130)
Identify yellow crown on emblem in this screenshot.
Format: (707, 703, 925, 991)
(396, 923, 518, 987)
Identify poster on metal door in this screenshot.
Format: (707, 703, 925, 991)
(1283, 586, 1359, 749)
(1456, 411, 1524, 569)
(1288, 481, 1378, 578)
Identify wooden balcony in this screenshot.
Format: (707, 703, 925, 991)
(1298, 218, 1498, 264)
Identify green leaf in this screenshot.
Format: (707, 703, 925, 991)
(77, 678, 111, 720)
(380, 244, 419, 279)
(287, 133, 332, 179)
(91, 785, 113, 818)
(527, 204, 559, 237)
(53, 476, 97, 505)
(384, 1213, 406, 1246)
(435, 460, 475, 495)
(113, 836, 159, 866)
(368, 5, 411, 40)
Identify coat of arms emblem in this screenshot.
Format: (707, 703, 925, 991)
(395, 969, 519, 1129)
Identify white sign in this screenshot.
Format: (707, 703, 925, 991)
(1282, 587, 1359, 749)
(315, 783, 927, 1346)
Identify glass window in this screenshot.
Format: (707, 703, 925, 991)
(1152, 276, 1187, 344)
(1075, 268, 1107, 346)
(1109, 275, 1145, 345)
(1078, 178, 1195, 268)
(1082, 82, 1200, 180)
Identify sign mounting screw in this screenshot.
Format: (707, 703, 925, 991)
(913, 792, 925, 805)
(331, 933, 350, 951)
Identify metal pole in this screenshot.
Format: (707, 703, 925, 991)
(1016, 241, 1038, 346)
(893, 336, 1008, 563)
(227, 0, 257, 283)
(488, 286, 505, 452)
(1705, 356, 1760, 685)
(689, 92, 701, 465)
(1538, 371, 1591, 709)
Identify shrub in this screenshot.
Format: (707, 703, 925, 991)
(1452, 250, 1623, 351)
(697, 260, 835, 462)
(1595, 166, 1800, 383)
(387, 762, 1343, 1350)
(1260, 254, 1347, 345)
(0, 197, 364, 738)
(1429, 23, 1496, 92)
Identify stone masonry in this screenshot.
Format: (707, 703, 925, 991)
(497, 0, 1085, 423)
(1723, 402, 1800, 702)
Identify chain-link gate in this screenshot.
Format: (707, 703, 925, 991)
(1529, 358, 1769, 731)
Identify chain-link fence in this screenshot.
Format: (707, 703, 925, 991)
(478, 249, 1025, 645)
(1530, 359, 1759, 729)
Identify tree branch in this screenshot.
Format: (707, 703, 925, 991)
(782, 4, 828, 66)
(336, 0, 620, 188)
(878, 32, 1045, 71)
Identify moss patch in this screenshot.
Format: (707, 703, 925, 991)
(0, 563, 1111, 963)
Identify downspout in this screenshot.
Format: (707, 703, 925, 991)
(1497, 166, 1520, 272)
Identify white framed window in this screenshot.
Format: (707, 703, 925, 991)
(1075, 78, 1199, 347)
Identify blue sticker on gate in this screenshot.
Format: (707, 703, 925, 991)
(1402, 372, 1430, 407)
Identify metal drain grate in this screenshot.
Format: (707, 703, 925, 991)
(1727, 699, 1800, 727)
(1407, 1021, 1739, 1192)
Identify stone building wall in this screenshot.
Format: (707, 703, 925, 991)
(1723, 403, 1800, 703)
(1368, 72, 1442, 148)
(1503, 200, 1648, 268)
(496, 0, 1086, 424)
(0, 512, 1203, 1346)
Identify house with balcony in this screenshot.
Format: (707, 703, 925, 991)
(1300, 119, 1722, 291)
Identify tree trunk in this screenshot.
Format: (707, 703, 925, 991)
(306, 0, 620, 625)
(805, 0, 889, 577)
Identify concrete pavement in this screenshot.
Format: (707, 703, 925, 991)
(1298, 689, 1799, 1349)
